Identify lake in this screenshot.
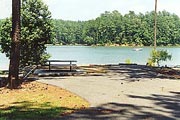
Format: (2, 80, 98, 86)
(0, 46, 180, 70)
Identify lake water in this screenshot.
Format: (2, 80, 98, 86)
(1, 46, 180, 69)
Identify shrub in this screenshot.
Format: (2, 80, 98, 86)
(125, 59, 131, 64)
(148, 49, 172, 67)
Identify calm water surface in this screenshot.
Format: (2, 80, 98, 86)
(47, 46, 180, 65)
(0, 46, 180, 69)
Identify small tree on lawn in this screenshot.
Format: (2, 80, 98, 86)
(147, 49, 172, 67)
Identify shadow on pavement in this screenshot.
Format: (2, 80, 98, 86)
(105, 64, 180, 81)
(59, 91, 180, 120)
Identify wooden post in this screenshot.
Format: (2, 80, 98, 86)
(48, 61, 51, 70)
(70, 61, 72, 71)
(154, 0, 157, 49)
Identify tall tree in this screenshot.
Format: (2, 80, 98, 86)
(8, 0, 21, 89)
(0, 0, 53, 67)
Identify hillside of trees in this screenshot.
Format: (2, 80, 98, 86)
(1, 10, 180, 46)
(52, 10, 180, 46)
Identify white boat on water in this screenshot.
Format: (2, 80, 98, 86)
(133, 48, 143, 51)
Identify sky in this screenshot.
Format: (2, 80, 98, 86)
(0, 0, 180, 21)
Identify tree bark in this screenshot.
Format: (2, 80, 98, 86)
(8, 0, 21, 89)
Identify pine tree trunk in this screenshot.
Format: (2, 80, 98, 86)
(8, 0, 21, 89)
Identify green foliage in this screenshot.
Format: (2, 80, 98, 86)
(84, 36, 94, 45)
(0, 18, 12, 57)
(146, 58, 155, 66)
(40, 53, 51, 65)
(125, 59, 131, 64)
(0, 70, 3, 75)
(148, 49, 172, 66)
(50, 10, 180, 46)
(0, 0, 53, 67)
(2, 10, 180, 46)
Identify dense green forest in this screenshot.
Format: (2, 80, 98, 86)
(52, 10, 180, 46)
(1, 10, 180, 46)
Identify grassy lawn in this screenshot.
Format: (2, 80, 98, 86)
(0, 81, 89, 120)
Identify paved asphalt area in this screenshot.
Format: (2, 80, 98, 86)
(38, 65, 180, 120)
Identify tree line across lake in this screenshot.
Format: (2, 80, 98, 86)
(1, 10, 180, 46)
(52, 10, 180, 46)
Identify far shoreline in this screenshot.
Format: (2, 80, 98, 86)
(45, 44, 180, 48)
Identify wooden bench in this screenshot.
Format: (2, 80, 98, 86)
(45, 60, 77, 71)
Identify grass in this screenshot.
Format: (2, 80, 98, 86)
(0, 81, 89, 120)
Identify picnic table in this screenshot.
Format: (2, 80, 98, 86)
(45, 60, 77, 71)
